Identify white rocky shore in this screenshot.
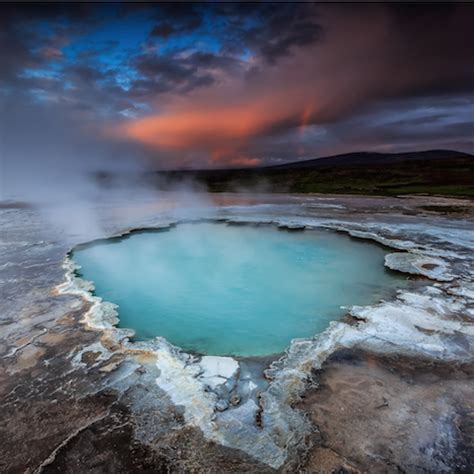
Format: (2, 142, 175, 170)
(56, 197, 474, 469)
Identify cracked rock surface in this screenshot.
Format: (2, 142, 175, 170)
(299, 349, 474, 473)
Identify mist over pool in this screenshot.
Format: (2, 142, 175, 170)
(73, 223, 407, 357)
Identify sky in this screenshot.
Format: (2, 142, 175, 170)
(1, 2, 473, 172)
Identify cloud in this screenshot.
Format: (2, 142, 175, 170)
(39, 46, 63, 60)
(117, 4, 473, 166)
(149, 4, 203, 38)
(131, 53, 218, 96)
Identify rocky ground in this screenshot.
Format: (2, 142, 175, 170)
(300, 350, 473, 473)
(0, 193, 473, 473)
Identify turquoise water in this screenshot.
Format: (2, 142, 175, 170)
(73, 223, 406, 357)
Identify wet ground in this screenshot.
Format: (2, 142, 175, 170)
(1, 193, 473, 472)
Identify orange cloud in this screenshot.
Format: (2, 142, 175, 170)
(117, 93, 298, 167)
(120, 97, 294, 148)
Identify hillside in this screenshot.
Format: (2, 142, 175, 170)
(267, 150, 470, 169)
(155, 149, 474, 197)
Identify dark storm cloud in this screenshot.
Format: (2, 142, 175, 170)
(135, 54, 207, 86)
(150, 24, 175, 39)
(67, 64, 107, 83)
(0, 3, 95, 85)
(195, 2, 322, 63)
(149, 4, 202, 39)
(129, 50, 246, 97)
(187, 52, 241, 72)
(239, 3, 322, 63)
(143, 3, 322, 63)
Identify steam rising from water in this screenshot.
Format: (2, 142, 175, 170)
(0, 100, 215, 242)
(73, 223, 407, 356)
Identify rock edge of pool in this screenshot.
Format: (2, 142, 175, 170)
(1, 194, 473, 472)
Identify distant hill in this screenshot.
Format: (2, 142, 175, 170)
(266, 149, 471, 170)
(153, 148, 474, 197)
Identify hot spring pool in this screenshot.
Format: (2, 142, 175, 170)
(73, 223, 406, 357)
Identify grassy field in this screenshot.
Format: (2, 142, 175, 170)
(155, 151, 474, 197)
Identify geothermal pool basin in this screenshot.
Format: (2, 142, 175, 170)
(72, 223, 406, 357)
